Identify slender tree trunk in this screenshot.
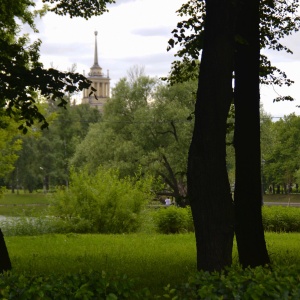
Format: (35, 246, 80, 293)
(187, 0, 236, 272)
(234, 0, 270, 268)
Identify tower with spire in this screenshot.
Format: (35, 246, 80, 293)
(82, 31, 110, 110)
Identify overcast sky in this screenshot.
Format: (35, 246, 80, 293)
(31, 0, 300, 118)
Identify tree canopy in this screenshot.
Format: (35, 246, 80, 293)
(71, 72, 197, 204)
(167, 0, 300, 98)
(0, 0, 113, 132)
(264, 114, 300, 193)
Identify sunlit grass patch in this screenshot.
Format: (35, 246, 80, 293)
(0, 192, 49, 205)
(265, 232, 300, 265)
(5, 232, 300, 295)
(6, 233, 197, 295)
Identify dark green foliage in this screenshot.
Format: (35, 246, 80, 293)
(1, 39, 91, 131)
(44, 0, 115, 19)
(263, 114, 300, 192)
(0, 271, 150, 299)
(72, 76, 196, 201)
(1, 0, 106, 131)
(167, 0, 300, 92)
(154, 206, 194, 234)
(8, 103, 101, 191)
(163, 264, 300, 299)
(262, 206, 300, 232)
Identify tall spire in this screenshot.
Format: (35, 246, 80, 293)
(89, 31, 102, 76)
(94, 31, 99, 66)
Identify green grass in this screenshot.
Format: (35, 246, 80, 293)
(0, 205, 48, 217)
(1, 192, 299, 296)
(265, 232, 300, 265)
(6, 233, 197, 295)
(0, 192, 49, 205)
(4, 232, 300, 295)
(0, 192, 49, 216)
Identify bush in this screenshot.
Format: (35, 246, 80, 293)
(49, 167, 154, 234)
(262, 206, 300, 232)
(163, 264, 300, 299)
(154, 206, 194, 234)
(0, 271, 151, 299)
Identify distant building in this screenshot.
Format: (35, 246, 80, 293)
(82, 31, 110, 110)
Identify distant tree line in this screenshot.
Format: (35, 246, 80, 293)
(1, 70, 299, 200)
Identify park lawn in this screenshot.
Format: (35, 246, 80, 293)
(4, 232, 300, 295)
(6, 233, 196, 295)
(0, 205, 48, 217)
(0, 193, 49, 216)
(0, 192, 49, 205)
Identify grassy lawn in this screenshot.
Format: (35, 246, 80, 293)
(4, 232, 300, 295)
(1, 192, 299, 297)
(0, 192, 49, 216)
(0, 192, 49, 205)
(6, 233, 197, 295)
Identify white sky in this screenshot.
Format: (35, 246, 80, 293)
(30, 0, 300, 118)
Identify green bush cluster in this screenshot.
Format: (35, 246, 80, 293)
(1, 265, 300, 299)
(163, 264, 300, 299)
(2, 199, 300, 236)
(0, 271, 150, 300)
(154, 206, 194, 234)
(153, 205, 300, 235)
(262, 206, 300, 232)
(49, 167, 154, 234)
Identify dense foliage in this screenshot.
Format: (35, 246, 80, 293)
(0, 112, 22, 180)
(4, 102, 101, 192)
(262, 206, 300, 232)
(154, 206, 194, 234)
(71, 74, 196, 204)
(0, 263, 299, 299)
(163, 264, 300, 299)
(0, 271, 150, 299)
(1, 201, 299, 236)
(49, 167, 154, 233)
(263, 114, 300, 193)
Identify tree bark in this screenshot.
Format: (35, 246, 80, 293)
(187, 0, 236, 272)
(0, 229, 11, 273)
(234, 0, 270, 268)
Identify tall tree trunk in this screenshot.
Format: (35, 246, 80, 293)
(187, 0, 236, 272)
(234, 0, 270, 268)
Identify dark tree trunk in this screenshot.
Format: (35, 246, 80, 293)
(0, 229, 11, 273)
(187, 0, 236, 272)
(234, 0, 270, 268)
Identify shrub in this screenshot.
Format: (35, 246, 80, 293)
(0, 271, 151, 299)
(262, 206, 300, 232)
(163, 264, 300, 299)
(49, 167, 154, 234)
(154, 206, 194, 234)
